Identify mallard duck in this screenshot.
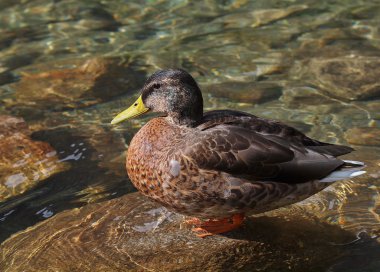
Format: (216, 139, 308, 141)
(111, 69, 365, 237)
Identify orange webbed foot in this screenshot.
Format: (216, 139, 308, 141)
(186, 214, 245, 238)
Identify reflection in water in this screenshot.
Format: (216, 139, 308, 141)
(132, 207, 174, 233)
(0, 0, 379, 271)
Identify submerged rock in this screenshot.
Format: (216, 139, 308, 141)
(0, 115, 29, 136)
(0, 126, 134, 246)
(4, 57, 145, 110)
(0, 71, 16, 86)
(26, 101, 132, 179)
(0, 192, 356, 272)
(345, 127, 380, 146)
(0, 1, 120, 32)
(214, 5, 308, 29)
(291, 56, 380, 101)
(204, 82, 282, 104)
(0, 115, 68, 202)
(183, 47, 287, 83)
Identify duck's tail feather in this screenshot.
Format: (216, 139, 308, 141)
(307, 144, 354, 156)
(319, 160, 366, 183)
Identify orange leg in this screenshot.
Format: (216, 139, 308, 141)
(185, 214, 245, 238)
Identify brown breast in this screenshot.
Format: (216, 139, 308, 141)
(126, 117, 186, 198)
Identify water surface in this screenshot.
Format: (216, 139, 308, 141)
(0, 0, 379, 271)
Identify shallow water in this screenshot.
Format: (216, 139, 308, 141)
(0, 0, 379, 271)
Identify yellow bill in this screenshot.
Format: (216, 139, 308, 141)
(111, 95, 149, 125)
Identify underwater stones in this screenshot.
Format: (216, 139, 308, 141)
(63, 123, 127, 178)
(0, 115, 29, 136)
(28, 104, 131, 178)
(281, 87, 339, 114)
(345, 127, 380, 146)
(185, 47, 287, 82)
(0, 72, 16, 87)
(291, 56, 380, 101)
(364, 100, 380, 120)
(205, 82, 282, 104)
(5, 57, 145, 110)
(0, 192, 355, 272)
(214, 5, 308, 29)
(0, 1, 119, 32)
(50, 1, 120, 31)
(0, 115, 68, 202)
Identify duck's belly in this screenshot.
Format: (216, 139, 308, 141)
(126, 118, 329, 219)
(128, 150, 329, 219)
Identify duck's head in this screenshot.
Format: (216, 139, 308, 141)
(111, 69, 203, 127)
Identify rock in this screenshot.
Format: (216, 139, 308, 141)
(49, 1, 120, 31)
(204, 82, 282, 104)
(0, 71, 16, 86)
(0, 192, 356, 272)
(0, 30, 16, 51)
(363, 100, 380, 120)
(281, 87, 342, 115)
(0, 115, 68, 202)
(31, 123, 128, 179)
(296, 25, 380, 59)
(0, 0, 24, 10)
(0, 51, 41, 72)
(291, 56, 380, 101)
(0, 115, 29, 136)
(0, 126, 133, 244)
(25, 99, 135, 178)
(345, 127, 380, 146)
(214, 5, 309, 29)
(183, 47, 287, 83)
(4, 57, 146, 110)
(0, 1, 119, 32)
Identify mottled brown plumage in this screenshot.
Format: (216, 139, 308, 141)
(113, 69, 365, 236)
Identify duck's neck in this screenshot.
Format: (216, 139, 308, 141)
(166, 113, 201, 127)
(166, 99, 204, 127)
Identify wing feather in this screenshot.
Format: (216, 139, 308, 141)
(182, 110, 351, 183)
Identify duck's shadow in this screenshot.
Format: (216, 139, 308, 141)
(217, 214, 380, 271)
(222, 214, 351, 243)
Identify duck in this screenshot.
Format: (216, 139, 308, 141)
(111, 69, 365, 237)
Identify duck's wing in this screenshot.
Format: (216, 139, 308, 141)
(184, 110, 352, 183)
(198, 110, 353, 156)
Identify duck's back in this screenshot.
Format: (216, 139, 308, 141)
(184, 110, 356, 183)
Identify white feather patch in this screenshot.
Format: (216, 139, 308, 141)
(169, 160, 181, 177)
(320, 169, 366, 183)
(343, 160, 365, 166)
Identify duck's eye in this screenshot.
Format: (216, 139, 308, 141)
(152, 83, 161, 89)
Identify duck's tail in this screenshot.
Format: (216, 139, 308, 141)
(319, 160, 366, 183)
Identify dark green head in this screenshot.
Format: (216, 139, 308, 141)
(111, 69, 203, 127)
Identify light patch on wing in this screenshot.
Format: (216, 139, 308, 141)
(169, 159, 181, 177)
(319, 169, 366, 183)
(350, 170, 366, 177)
(343, 160, 365, 166)
(223, 189, 232, 199)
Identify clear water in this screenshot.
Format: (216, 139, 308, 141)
(0, 0, 379, 271)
